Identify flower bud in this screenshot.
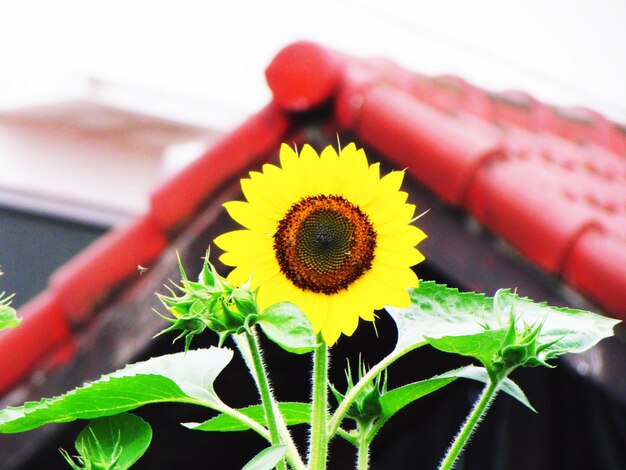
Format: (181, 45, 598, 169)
(156, 254, 259, 349)
(331, 360, 386, 426)
(491, 314, 560, 377)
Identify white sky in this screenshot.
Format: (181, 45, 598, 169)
(0, 0, 625, 126)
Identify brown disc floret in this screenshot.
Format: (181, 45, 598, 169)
(273, 195, 377, 294)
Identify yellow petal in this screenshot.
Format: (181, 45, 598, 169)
(279, 143, 299, 171)
(310, 294, 329, 334)
(250, 258, 281, 288)
(343, 161, 380, 207)
(214, 230, 273, 254)
(226, 265, 254, 285)
(376, 247, 426, 268)
(359, 308, 376, 322)
(338, 145, 370, 204)
(219, 250, 268, 266)
(319, 145, 340, 194)
(241, 177, 284, 219)
(289, 290, 327, 333)
(372, 259, 420, 288)
(373, 203, 416, 234)
(257, 273, 294, 310)
(262, 164, 300, 213)
(366, 191, 408, 225)
(349, 275, 387, 311)
(369, 270, 412, 308)
(321, 319, 342, 346)
(223, 201, 277, 233)
(320, 144, 339, 162)
(380, 170, 405, 193)
(378, 225, 427, 248)
(330, 292, 360, 337)
(299, 144, 323, 195)
(367, 198, 408, 229)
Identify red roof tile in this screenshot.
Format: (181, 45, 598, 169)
(356, 85, 504, 205)
(0, 292, 74, 393)
(150, 103, 290, 230)
(49, 214, 168, 323)
(265, 42, 342, 112)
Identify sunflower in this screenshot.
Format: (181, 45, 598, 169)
(214, 142, 426, 345)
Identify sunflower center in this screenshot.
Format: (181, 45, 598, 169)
(274, 195, 377, 294)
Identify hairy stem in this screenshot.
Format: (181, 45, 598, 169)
(308, 337, 329, 470)
(240, 332, 306, 470)
(246, 333, 282, 443)
(357, 424, 371, 470)
(213, 403, 270, 440)
(439, 379, 500, 470)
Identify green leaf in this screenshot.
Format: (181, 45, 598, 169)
(0, 348, 233, 433)
(425, 329, 508, 367)
(241, 445, 286, 470)
(380, 376, 456, 419)
(453, 366, 535, 412)
(60, 413, 152, 469)
(380, 365, 535, 418)
(0, 293, 19, 331)
(185, 402, 311, 432)
(258, 302, 316, 354)
(387, 282, 619, 367)
(387, 282, 492, 354)
(493, 289, 619, 358)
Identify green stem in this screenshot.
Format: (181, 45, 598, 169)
(244, 331, 305, 470)
(308, 337, 329, 470)
(439, 379, 500, 470)
(335, 427, 358, 446)
(365, 413, 389, 443)
(357, 424, 371, 470)
(246, 332, 282, 444)
(214, 403, 271, 440)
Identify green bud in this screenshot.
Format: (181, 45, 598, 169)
(155, 252, 260, 350)
(500, 344, 529, 368)
(492, 313, 561, 375)
(232, 286, 258, 317)
(331, 360, 386, 426)
(360, 387, 384, 420)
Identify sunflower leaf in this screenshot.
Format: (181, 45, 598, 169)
(424, 329, 509, 368)
(492, 288, 619, 357)
(184, 402, 311, 432)
(241, 445, 286, 470)
(0, 348, 232, 433)
(380, 364, 535, 421)
(387, 282, 619, 371)
(380, 376, 456, 419)
(258, 302, 316, 354)
(452, 366, 535, 412)
(387, 282, 492, 354)
(60, 413, 152, 470)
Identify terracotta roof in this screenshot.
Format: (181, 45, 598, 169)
(1, 41, 624, 396)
